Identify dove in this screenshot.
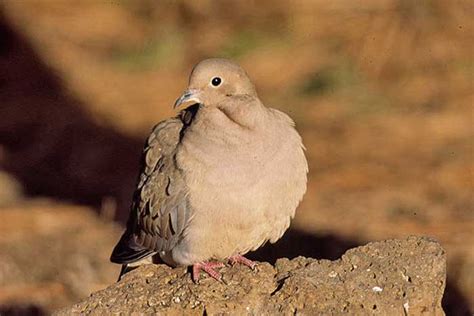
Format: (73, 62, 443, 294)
(111, 58, 308, 282)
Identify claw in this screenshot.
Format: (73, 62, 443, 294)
(228, 254, 257, 270)
(192, 261, 225, 282)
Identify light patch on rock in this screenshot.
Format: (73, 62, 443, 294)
(403, 301, 410, 313)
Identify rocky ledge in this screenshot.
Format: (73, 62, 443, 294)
(56, 236, 446, 315)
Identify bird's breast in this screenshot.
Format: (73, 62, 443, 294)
(177, 128, 273, 188)
(176, 115, 307, 210)
(172, 110, 308, 261)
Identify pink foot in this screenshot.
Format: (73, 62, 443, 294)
(228, 254, 257, 270)
(192, 261, 225, 282)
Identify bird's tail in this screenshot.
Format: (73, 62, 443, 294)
(110, 231, 154, 264)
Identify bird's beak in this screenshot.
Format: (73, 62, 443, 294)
(174, 89, 201, 109)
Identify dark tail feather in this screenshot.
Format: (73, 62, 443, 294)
(110, 232, 154, 264)
(117, 264, 139, 282)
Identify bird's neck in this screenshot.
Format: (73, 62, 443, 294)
(213, 95, 265, 130)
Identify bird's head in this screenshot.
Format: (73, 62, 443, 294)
(174, 58, 257, 109)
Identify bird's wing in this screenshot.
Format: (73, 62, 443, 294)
(110, 116, 192, 264)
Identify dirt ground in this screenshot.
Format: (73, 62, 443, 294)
(0, 1, 472, 315)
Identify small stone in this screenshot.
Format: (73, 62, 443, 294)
(147, 297, 158, 307)
(144, 271, 155, 278)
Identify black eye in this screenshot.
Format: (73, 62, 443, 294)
(211, 77, 222, 86)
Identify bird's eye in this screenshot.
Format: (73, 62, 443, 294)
(211, 77, 222, 86)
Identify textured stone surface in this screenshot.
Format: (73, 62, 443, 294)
(56, 237, 446, 315)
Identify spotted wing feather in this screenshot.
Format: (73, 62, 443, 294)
(110, 117, 191, 264)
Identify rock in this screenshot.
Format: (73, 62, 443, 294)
(56, 236, 446, 315)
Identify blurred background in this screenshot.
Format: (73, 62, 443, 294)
(0, 0, 472, 315)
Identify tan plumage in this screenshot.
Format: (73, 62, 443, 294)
(111, 58, 308, 279)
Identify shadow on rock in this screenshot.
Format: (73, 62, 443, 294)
(0, 10, 143, 222)
(248, 228, 360, 263)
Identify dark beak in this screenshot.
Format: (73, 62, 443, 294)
(174, 89, 201, 109)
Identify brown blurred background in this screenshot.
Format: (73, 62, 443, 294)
(0, 1, 472, 315)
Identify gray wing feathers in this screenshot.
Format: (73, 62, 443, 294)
(132, 118, 191, 253)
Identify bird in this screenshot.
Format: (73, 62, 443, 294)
(110, 58, 308, 282)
